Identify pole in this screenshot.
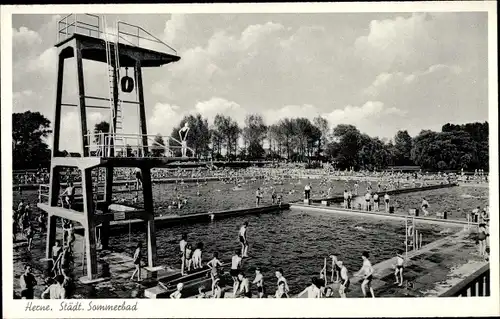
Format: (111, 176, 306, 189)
(420, 233, 423, 250)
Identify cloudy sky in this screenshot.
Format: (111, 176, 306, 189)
(12, 12, 488, 152)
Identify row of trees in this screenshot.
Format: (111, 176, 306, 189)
(12, 110, 489, 171)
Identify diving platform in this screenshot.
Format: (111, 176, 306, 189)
(39, 13, 184, 282)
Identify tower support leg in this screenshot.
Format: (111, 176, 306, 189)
(81, 168, 98, 280)
(101, 167, 114, 250)
(141, 167, 156, 267)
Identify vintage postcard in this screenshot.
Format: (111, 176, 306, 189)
(1, 2, 498, 318)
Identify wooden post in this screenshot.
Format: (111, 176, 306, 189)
(135, 61, 149, 156)
(52, 53, 65, 156)
(75, 41, 89, 157)
(141, 166, 156, 267)
(81, 168, 98, 279)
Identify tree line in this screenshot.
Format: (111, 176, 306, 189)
(12, 110, 489, 171)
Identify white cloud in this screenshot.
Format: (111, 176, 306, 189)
(195, 97, 247, 125)
(163, 14, 187, 47)
(148, 103, 185, 137)
(13, 26, 42, 47)
(264, 104, 320, 124)
(26, 47, 58, 74)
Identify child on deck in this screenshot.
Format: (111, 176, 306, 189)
(393, 250, 405, 286)
(207, 252, 223, 295)
(192, 242, 203, 270)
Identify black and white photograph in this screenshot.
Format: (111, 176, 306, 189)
(1, 2, 498, 318)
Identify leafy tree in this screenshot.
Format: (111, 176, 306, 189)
(213, 114, 241, 159)
(242, 114, 267, 159)
(394, 130, 413, 165)
(151, 133, 165, 157)
(12, 111, 52, 169)
(313, 116, 329, 156)
(330, 124, 361, 169)
(277, 118, 296, 160)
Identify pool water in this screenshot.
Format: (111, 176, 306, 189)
(109, 209, 450, 295)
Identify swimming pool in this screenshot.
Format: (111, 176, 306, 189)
(109, 209, 452, 295)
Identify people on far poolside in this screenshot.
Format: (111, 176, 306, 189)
(364, 191, 371, 211)
(255, 188, 263, 206)
(343, 190, 348, 208)
(373, 193, 380, 212)
(384, 193, 390, 213)
(347, 190, 353, 209)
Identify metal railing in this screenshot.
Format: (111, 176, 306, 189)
(84, 132, 195, 158)
(57, 14, 177, 55)
(440, 264, 490, 297)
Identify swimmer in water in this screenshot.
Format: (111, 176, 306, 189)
(393, 250, 405, 286)
(252, 267, 265, 298)
(358, 251, 375, 298)
(170, 283, 184, 299)
(239, 222, 249, 257)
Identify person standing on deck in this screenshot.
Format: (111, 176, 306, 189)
(60, 182, 75, 209)
(41, 275, 66, 299)
(338, 261, 350, 298)
(19, 265, 37, 299)
(477, 223, 489, 260)
(353, 182, 359, 196)
(130, 242, 142, 282)
(364, 191, 371, 211)
(179, 234, 188, 275)
(239, 222, 249, 257)
(304, 183, 311, 200)
(275, 268, 290, 297)
(330, 254, 340, 283)
(343, 190, 348, 208)
(393, 250, 405, 286)
(179, 122, 190, 158)
(384, 193, 390, 213)
(373, 193, 380, 212)
(235, 272, 252, 298)
(252, 267, 265, 298)
(231, 250, 243, 295)
(357, 251, 375, 298)
(133, 168, 143, 190)
(207, 252, 223, 295)
(347, 190, 353, 209)
(421, 198, 430, 216)
(255, 188, 262, 206)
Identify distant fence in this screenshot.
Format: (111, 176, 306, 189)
(440, 264, 490, 297)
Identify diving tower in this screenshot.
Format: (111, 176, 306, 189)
(37, 14, 193, 282)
